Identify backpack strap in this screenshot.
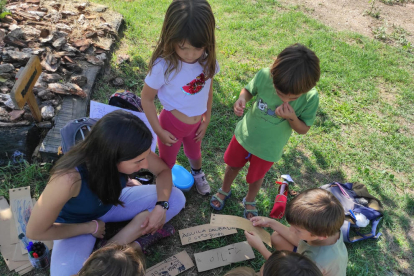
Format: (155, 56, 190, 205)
(342, 217, 382, 243)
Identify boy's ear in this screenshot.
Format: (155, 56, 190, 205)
(316, 235, 328, 241)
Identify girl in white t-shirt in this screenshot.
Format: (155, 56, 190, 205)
(141, 0, 219, 196)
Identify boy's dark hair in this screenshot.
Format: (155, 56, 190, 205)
(285, 188, 344, 237)
(78, 243, 145, 276)
(263, 250, 322, 276)
(270, 43, 320, 95)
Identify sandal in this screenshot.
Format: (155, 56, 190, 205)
(210, 188, 232, 211)
(242, 197, 258, 219)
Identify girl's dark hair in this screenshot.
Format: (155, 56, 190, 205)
(270, 43, 320, 95)
(149, 0, 217, 80)
(263, 250, 323, 276)
(50, 110, 153, 206)
(78, 243, 145, 276)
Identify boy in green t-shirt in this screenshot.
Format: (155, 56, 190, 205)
(210, 43, 320, 218)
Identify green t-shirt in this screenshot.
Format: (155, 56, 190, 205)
(234, 68, 319, 162)
(298, 231, 348, 276)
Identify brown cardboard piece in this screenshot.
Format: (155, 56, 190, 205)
(145, 251, 194, 276)
(194, 241, 255, 272)
(18, 265, 34, 275)
(179, 224, 237, 245)
(0, 244, 31, 271)
(9, 186, 34, 254)
(210, 214, 272, 247)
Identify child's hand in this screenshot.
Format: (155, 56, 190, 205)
(194, 120, 208, 142)
(250, 216, 271, 228)
(275, 102, 296, 121)
(245, 230, 265, 250)
(234, 98, 246, 116)
(158, 129, 178, 146)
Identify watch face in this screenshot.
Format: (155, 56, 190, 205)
(164, 202, 169, 209)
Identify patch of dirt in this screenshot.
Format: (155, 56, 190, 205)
(278, 0, 414, 45)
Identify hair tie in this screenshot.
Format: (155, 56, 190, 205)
(92, 220, 99, 234)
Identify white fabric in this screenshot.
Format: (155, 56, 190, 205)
(145, 58, 219, 117)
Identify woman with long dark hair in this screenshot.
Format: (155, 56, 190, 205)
(26, 110, 186, 276)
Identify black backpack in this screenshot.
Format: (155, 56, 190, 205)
(59, 117, 98, 154)
(320, 182, 383, 243)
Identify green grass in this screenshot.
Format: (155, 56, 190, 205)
(1, 0, 414, 275)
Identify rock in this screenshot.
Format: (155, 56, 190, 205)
(52, 31, 68, 39)
(62, 63, 82, 73)
(76, 3, 89, 11)
(84, 31, 97, 39)
(55, 23, 72, 33)
(96, 53, 107, 61)
(0, 64, 14, 73)
(62, 44, 79, 53)
(112, 77, 124, 86)
(61, 11, 78, 16)
(2, 51, 31, 63)
(0, 73, 12, 79)
(86, 54, 104, 66)
(52, 37, 67, 50)
(78, 14, 85, 24)
(41, 52, 60, 72)
(41, 105, 54, 120)
(1, 94, 16, 109)
(5, 80, 15, 88)
(23, 112, 33, 122)
(9, 110, 24, 121)
(0, 106, 8, 116)
(4, 35, 28, 48)
(40, 34, 54, 44)
(116, 54, 130, 65)
(37, 90, 55, 100)
(72, 39, 90, 48)
(48, 83, 86, 98)
(70, 75, 87, 87)
(0, 86, 10, 93)
(37, 121, 52, 129)
(27, 11, 46, 17)
(0, 28, 6, 41)
(26, 0, 40, 3)
(42, 73, 62, 83)
(92, 5, 108, 12)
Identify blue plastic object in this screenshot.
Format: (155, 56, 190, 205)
(171, 164, 194, 192)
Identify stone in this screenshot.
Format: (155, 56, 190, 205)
(2, 51, 31, 63)
(62, 44, 79, 53)
(70, 75, 87, 87)
(72, 39, 90, 48)
(0, 106, 8, 116)
(48, 83, 86, 98)
(86, 54, 104, 66)
(61, 11, 78, 16)
(5, 80, 15, 88)
(9, 110, 24, 121)
(0, 86, 10, 93)
(37, 121, 52, 129)
(37, 90, 55, 100)
(40, 34, 54, 44)
(55, 23, 72, 33)
(0, 64, 14, 73)
(76, 3, 89, 11)
(92, 5, 108, 12)
(41, 105, 54, 120)
(52, 37, 67, 50)
(116, 54, 130, 64)
(42, 73, 62, 83)
(40, 29, 50, 38)
(1, 94, 15, 109)
(112, 77, 124, 86)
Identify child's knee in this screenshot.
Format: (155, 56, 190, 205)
(271, 231, 283, 249)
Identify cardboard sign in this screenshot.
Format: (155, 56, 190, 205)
(89, 100, 157, 152)
(145, 251, 194, 276)
(9, 187, 34, 254)
(10, 55, 42, 122)
(194, 241, 255, 272)
(210, 214, 272, 247)
(179, 224, 237, 245)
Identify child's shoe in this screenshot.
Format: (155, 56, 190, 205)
(135, 223, 175, 254)
(192, 170, 210, 195)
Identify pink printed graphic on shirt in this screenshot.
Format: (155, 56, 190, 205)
(181, 73, 206, 95)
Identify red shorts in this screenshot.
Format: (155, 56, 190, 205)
(224, 136, 274, 184)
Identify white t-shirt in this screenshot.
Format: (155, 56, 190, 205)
(145, 58, 219, 117)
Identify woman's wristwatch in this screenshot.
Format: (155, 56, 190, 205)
(155, 201, 169, 210)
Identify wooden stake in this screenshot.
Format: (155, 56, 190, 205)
(10, 55, 43, 122)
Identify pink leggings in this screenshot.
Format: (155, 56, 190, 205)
(158, 109, 202, 169)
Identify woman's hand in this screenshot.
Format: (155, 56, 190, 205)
(140, 205, 167, 235)
(158, 129, 178, 147)
(90, 219, 106, 239)
(194, 120, 208, 142)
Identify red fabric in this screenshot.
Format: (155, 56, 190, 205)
(270, 181, 289, 219)
(224, 135, 274, 183)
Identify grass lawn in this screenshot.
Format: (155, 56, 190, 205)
(1, 0, 413, 275)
